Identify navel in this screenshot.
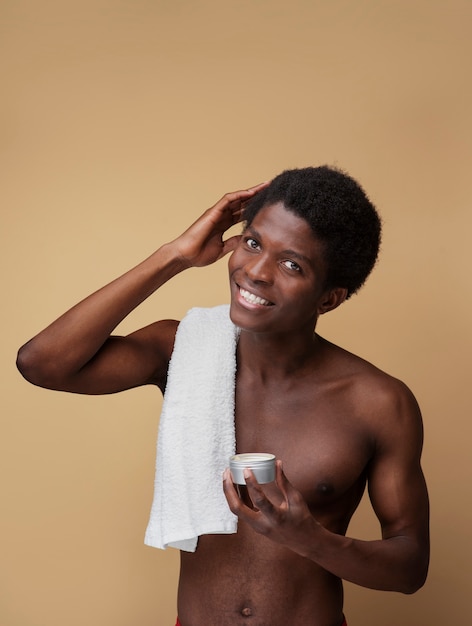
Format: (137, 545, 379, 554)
(241, 606, 253, 617)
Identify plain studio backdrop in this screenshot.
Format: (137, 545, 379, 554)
(2, 1, 471, 625)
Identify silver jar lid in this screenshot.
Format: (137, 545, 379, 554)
(229, 453, 276, 485)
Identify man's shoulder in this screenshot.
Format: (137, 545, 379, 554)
(320, 337, 419, 420)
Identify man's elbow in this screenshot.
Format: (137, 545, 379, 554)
(401, 555, 429, 595)
(16, 340, 57, 389)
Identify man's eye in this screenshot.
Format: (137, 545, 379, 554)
(283, 260, 301, 272)
(246, 238, 260, 249)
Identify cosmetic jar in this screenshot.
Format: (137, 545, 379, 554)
(229, 453, 276, 485)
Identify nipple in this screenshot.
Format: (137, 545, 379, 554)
(317, 481, 334, 496)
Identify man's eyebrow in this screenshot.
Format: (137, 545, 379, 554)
(245, 225, 312, 264)
(245, 224, 261, 239)
(281, 249, 312, 264)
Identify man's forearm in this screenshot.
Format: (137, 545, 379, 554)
(16, 242, 186, 388)
(305, 525, 429, 594)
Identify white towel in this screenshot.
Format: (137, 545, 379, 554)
(144, 304, 239, 552)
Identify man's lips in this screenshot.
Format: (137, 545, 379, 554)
(238, 286, 274, 307)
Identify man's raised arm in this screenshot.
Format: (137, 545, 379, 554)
(16, 183, 269, 395)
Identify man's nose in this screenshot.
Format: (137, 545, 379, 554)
(244, 255, 274, 284)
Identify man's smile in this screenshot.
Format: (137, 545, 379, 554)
(239, 287, 274, 307)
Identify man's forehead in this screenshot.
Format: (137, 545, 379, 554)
(247, 202, 315, 237)
(245, 202, 326, 259)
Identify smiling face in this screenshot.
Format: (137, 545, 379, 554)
(228, 202, 344, 336)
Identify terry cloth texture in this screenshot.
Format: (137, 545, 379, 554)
(144, 304, 239, 552)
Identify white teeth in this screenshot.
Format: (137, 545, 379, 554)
(240, 288, 271, 306)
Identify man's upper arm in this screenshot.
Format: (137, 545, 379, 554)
(367, 380, 430, 550)
(59, 319, 179, 395)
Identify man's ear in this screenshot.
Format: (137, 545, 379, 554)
(318, 287, 348, 315)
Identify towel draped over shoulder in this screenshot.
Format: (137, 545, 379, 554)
(144, 304, 239, 552)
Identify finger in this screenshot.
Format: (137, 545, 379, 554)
(229, 205, 245, 225)
(222, 468, 240, 509)
(274, 460, 307, 511)
(246, 180, 271, 193)
(216, 181, 270, 211)
(243, 469, 277, 516)
(220, 234, 241, 258)
(222, 468, 258, 518)
(231, 181, 270, 199)
(274, 459, 293, 499)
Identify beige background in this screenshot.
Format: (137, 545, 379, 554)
(2, 1, 471, 624)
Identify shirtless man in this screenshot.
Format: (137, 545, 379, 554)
(17, 166, 430, 626)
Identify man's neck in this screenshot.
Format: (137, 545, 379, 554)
(236, 329, 324, 382)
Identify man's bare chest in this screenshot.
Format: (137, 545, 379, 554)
(234, 379, 372, 513)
